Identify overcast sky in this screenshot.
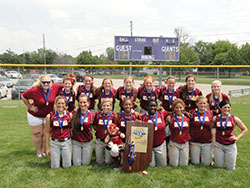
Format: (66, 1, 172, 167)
(1, 0, 250, 57)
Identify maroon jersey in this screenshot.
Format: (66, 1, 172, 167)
(58, 88, 76, 112)
(137, 86, 159, 111)
(215, 114, 236, 145)
(93, 111, 116, 141)
(206, 93, 230, 116)
(50, 110, 71, 140)
(139, 110, 168, 147)
(22, 83, 63, 118)
(159, 86, 179, 112)
(77, 85, 96, 110)
(72, 110, 95, 142)
(190, 109, 213, 143)
(116, 111, 137, 138)
(169, 114, 190, 144)
(115, 86, 138, 110)
(177, 86, 202, 112)
(96, 88, 117, 111)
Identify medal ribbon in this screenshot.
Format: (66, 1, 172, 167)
(187, 88, 194, 106)
(41, 88, 50, 105)
(174, 113, 184, 132)
(148, 112, 158, 127)
(102, 112, 111, 130)
(125, 88, 133, 98)
(196, 109, 207, 126)
(122, 111, 133, 127)
(219, 114, 230, 132)
(103, 89, 112, 98)
(213, 95, 220, 109)
(167, 88, 175, 105)
(56, 110, 65, 129)
(145, 88, 154, 101)
(63, 89, 72, 107)
(84, 86, 91, 98)
(128, 142, 135, 167)
(80, 110, 89, 127)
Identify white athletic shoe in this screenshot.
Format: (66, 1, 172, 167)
(37, 153, 42, 158)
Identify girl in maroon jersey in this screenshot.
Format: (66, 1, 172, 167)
(140, 99, 169, 167)
(76, 74, 96, 112)
(116, 98, 139, 142)
(211, 100, 247, 170)
(189, 96, 213, 166)
(58, 74, 76, 112)
(71, 94, 95, 166)
(137, 75, 159, 114)
(96, 78, 117, 111)
(206, 80, 230, 116)
(44, 96, 72, 169)
(166, 99, 190, 166)
(159, 76, 179, 112)
(116, 76, 138, 111)
(93, 98, 117, 164)
(22, 75, 62, 157)
(177, 74, 202, 114)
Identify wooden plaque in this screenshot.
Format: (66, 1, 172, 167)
(121, 121, 154, 173)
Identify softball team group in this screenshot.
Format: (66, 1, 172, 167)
(21, 73, 248, 171)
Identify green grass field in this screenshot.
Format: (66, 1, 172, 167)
(0, 97, 249, 188)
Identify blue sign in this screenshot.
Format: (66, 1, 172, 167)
(114, 36, 179, 62)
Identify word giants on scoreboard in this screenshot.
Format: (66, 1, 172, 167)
(114, 36, 179, 62)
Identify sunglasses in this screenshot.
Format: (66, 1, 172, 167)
(42, 81, 51, 84)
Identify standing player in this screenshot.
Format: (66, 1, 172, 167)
(93, 98, 117, 164)
(206, 80, 230, 116)
(96, 78, 116, 111)
(189, 96, 213, 166)
(166, 99, 190, 166)
(137, 76, 159, 114)
(116, 76, 138, 111)
(211, 100, 248, 170)
(21, 75, 62, 157)
(71, 94, 95, 166)
(177, 74, 202, 113)
(140, 99, 169, 167)
(159, 76, 179, 112)
(76, 74, 96, 112)
(58, 74, 76, 112)
(44, 96, 72, 169)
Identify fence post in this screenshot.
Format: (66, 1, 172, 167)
(18, 67, 21, 107)
(129, 62, 132, 75)
(159, 62, 162, 88)
(216, 67, 219, 79)
(170, 67, 172, 76)
(228, 90, 232, 97)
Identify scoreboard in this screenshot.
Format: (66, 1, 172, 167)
(114, 36, 179, 62)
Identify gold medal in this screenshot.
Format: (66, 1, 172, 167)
(222, 131, 225, 135)
(129, 166, 132, 171)
(81, 126, 83, 131)
(65, 106, 68, 110)
(105, 130, 107, 134)
(200, 126, 203, 130)
(188, 104, 191, 108)
(169, 104, 172, 109)
(155, 127, 158, 131)
(216, 109, 219, 113)
(179, 131, 182, 135)
(46, 102, 49, 106)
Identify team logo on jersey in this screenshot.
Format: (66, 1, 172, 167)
(194, 116, 209, 122)
(216, 122, 232, 127)
(98, 119, 112, 125)
(173, 122, 189, 128)
(53, 120, 68, 127)
(65, 96, 73, 102)
(148, 118, 162, 123)
(142, 95, 155, 100)
(164, 95, 176, 100)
